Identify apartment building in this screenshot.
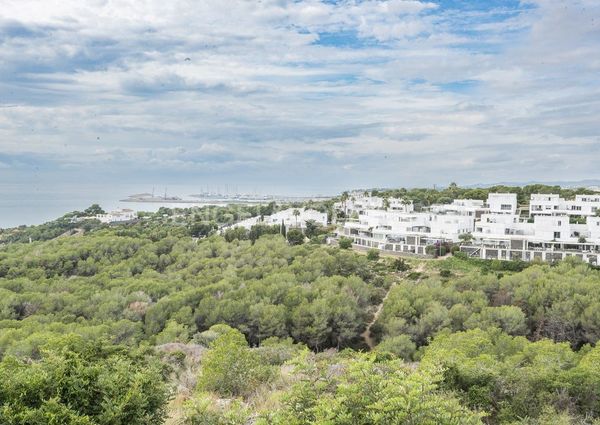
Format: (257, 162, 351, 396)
(430, 199, 487, 217)
(487, 193, 518, 214)
(336, 191, 600, 264)
(530, 194, 600, 217)
(334, 192, 413, 216)
(464, 196, 600, 265)
(339, 202, 475, 255)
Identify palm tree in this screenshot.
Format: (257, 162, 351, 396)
(341, 191, 349, 214)
(293, 209, 300, 227)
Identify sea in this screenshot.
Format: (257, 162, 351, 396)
(0, 182, 327, 229)
(0, 183, 228, 229)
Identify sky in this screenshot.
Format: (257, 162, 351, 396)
(1, 0, 599, 195)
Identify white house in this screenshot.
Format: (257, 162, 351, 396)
(334, 192, 413, 216)
(95, 209, 137, 224)
(264, 208, 328, 229)
(222, 216, 261, 230)
(530, 194, 600, 217)
(223, 208, 327, 231)
(487, 193, 518, 214)
(430, 199, 486, 217)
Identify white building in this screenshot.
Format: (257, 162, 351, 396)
(95, 209, 137, 224)
(223, 208, 327, 231)
(430, 199, 487, 217)
(334, 192, 413, 216)
(487, 193, 518, 215)
(340, 208, 474, 255)
(224, 216, 261, 230)
(264, 208, 328, 229)
(463, 195, 600, 265)
(530, 194, 600, 217)
(338, 191, 600, 264)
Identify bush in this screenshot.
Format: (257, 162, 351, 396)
(377, 335, 417, 360)
(265, 351, 484, 425)
(439, 269, 452, 278)
(367, 249, 380, 261)
(255, 337, 307, 366)
(338, 237, 353, 249)
(392, 258, 410, 272)
(286, 229, 305, 246)
(185, 396, 249, 425)
(0, 335, 169, 424)
(453, 250, 468, 260)
(197, 326, 273, 398)
(421, 328, 600, 423)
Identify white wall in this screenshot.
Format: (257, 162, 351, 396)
(533, 215, 571, 241)
(487, 193, 517, 214)
(530, 194, 600, 217)
(587, 217, 600, 240)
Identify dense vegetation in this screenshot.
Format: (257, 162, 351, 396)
(373, 259, 600, 357)
(365, 183, 597, 207)
(0, 336, 168, 424)
(1, 205, 600, 424)
(0, 229, 387, 357)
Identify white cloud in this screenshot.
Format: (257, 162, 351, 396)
(0, 0, 598, 190)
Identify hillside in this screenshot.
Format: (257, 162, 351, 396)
(1, 212, 600, 424)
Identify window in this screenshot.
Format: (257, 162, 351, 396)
(501, 204, 512, 210)
(554, 232, 561, 239)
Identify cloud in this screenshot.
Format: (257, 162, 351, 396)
(0, 0, 598, 193)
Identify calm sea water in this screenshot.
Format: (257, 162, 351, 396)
(0, 183, 218, 229)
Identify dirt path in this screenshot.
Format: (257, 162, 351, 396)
(361, 263, 427, 350)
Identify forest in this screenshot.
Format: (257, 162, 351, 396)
(1, 206, 600, 424)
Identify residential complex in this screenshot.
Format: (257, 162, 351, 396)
(336, 192, 600, 265)
(222, 208, 327, 231)
(337, 196, 480, 256)
(335, 192, 414, 216)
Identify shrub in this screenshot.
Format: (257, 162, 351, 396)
(286, 229, 305, 246)
(185, 395, 249, 425)
(0, 335, 169, 424)
(197, 326, 273, 398)
(338, 237, 353, 249)
(392, 258, 410, 272)
(377, 335, 417, 360)
(439, 269, 452, 278)
(367, 249, 380, 261)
